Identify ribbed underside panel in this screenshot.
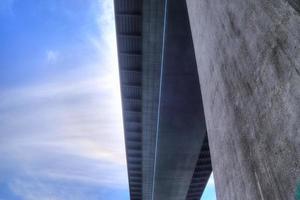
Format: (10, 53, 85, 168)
(115, 1, 213, 200)
(114, 0, 143, 199)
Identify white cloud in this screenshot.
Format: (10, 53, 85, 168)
(0, 0, 127, 199)
(9, 177, 97, 200)
(0, 68, 127, 185)
(88, 0, 118, 73)
(46, 50, 59, 63)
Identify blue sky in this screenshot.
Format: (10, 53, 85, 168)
(201, 174, 217, 200)
(0, 0, 215, 199)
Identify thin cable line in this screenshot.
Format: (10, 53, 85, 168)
(151, 0, 168, 199)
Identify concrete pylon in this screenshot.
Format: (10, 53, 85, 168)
(186, 0, 300, 199)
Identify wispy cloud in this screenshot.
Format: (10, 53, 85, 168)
(0, 0, 128, 199)
(9, 177, 108, 200)
(46, 50, 59, 64)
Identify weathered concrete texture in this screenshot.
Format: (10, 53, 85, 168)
(186, 0, 300, 199)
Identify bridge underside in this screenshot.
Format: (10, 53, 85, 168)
(115, 0, 212, 199)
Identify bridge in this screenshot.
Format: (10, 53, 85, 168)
(114, 0, 212, 199)
(114, 0, 300, 199)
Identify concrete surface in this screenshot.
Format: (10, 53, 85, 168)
(141, 0, 165, 199)
(152, 0, 207, 199)
(115, 0, 212, 199)
(186, 0, 300, 199)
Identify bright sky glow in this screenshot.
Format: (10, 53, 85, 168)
(0, 0, 215, 199)
(0, 0, 129, 199)
(201, 174, 217, 200)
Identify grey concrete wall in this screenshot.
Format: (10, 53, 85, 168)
(186, 0, 300, 199)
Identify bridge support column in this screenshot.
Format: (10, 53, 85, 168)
(186, 0, 300, 199)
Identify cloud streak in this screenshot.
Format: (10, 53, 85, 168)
(0, 0, 128, 199)
(46, 50, 59, 63)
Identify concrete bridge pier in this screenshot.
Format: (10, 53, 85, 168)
(186, 0, 300, 199)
